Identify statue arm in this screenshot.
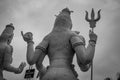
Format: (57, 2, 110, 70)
(27, 37, 48, 65)
(35, 52, 46, 72)
(36, 63, 46, 78)
(35, 36, 49, 78)
(21, 31, 49, 65)
(77, 57, 91, 72)
(3, 46, 20, 73)
(70, 34, 96, 71)
(76, 40, 95, 64)
(26, 41, 37, 65)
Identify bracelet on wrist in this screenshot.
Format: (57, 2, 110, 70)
(72, 42, 85, 49)
(27, 40, 34, 44)
(89, 40, 96, 47)
(89, 40, 96, 44)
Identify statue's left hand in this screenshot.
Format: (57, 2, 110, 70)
(15, 62, 26, 74)
(21, 31, 33, 43)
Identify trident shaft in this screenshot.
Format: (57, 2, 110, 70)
(85, 8, 101, 80)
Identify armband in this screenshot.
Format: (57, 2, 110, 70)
(89, 40, 96, 44)
(89, 40, 96, 47)
(71, 36, 85, 49)
(72, 42, 85, 49)
(35, 46, 46, 53)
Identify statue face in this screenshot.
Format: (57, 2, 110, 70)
(7, 34, 14, 44)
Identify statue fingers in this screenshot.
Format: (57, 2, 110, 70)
(21, 31, 24, 37)
(19, 62, 26, 69)
(22, 62, 26, 67)
(21, 31, 27, 41)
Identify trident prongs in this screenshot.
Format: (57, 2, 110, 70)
(95, 9, 101, 21)
(85, 10, 90, 22)
(91, 8, 95, 20)
(85, 8, 101, 29)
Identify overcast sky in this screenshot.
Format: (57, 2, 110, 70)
(0, 0, 120, 80)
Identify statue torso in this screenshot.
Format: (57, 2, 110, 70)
(47, 30, 74, 66)
(0, 42, 13, 71)
(41, 29, 78, 80)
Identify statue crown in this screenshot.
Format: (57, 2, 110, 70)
(61, 8, 73, 15)
(6, 23, 14, 30)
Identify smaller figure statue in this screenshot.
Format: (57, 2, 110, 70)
(0, 23, 26, 80)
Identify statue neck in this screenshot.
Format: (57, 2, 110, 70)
(52, 26, 70, 32)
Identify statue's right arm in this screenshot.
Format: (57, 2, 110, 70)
(3, 46, 20, 73)
(70, 32, 97, 72)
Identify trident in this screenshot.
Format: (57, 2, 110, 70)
(85, 8, 101, 80)
(85, 8, 101, 31)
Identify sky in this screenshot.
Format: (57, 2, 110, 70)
(0, 0, 120, 80)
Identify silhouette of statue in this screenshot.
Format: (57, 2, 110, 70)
(21, 8, 97, 80)
(0, 23, 26, 80)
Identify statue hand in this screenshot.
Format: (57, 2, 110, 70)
(89, 30, 97, 42)
(21, 31, 33, 43)
(15, 62, 26, 74)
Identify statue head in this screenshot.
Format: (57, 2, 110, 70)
(54, 8, 73, 30)
(0, 23, 14, 44)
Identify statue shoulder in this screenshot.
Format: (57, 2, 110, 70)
(71, 31, 84, 39)
(35, 34, 50, 53)
(4, 45, 13, 55)
(70, 31, 86, 45)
